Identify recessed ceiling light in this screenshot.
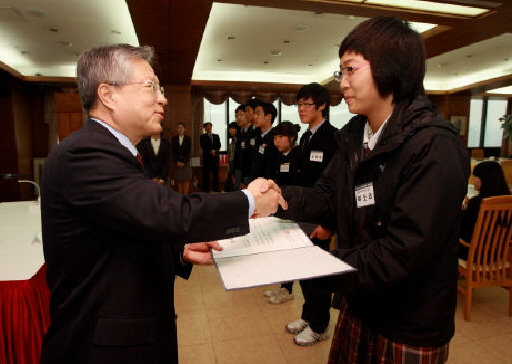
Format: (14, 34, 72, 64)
(263, 61, 269, 65)
(111, 30, 121, 35)
(59, 41, 73, 47)
(26, 8, 48, 17)
(21, 51, 30, 56)
(270, 51, 281, 57)
(465, 55, 473, 58)
(283, 40, 290, 44)
(227, 36, 235, 40)
(294, 25, 309, 32)
(217, 59, 223, 62)
(49, 28, 59, 32)
(308, 63, 313, 67)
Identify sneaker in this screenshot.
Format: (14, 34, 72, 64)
(285, 318, 309, 334)
(294, 326, 329, 346)
(268, 291, 294, 304)
(263, 287, 287, 298)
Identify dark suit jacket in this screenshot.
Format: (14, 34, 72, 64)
(170, 135, 191, 164)
(200, 133, 221, 162)
(137, 136, 171, 180)
(40, 120, 249, 364)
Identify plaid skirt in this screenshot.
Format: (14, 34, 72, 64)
(328, 302, 449, 364)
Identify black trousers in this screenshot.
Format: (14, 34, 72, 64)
(300, 237, 332, 334)
(202, 156, 219, 192)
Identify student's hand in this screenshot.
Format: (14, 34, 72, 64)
(247, 179, 288, 218)
(183, 242, 223, 265)
(310, 226, 332, 241)
(462, 196, 469, 211)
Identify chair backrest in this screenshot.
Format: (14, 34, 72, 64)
(467, 195, 512, 283)
(501, 160, 512, 188)
(471, 148, 484, 160)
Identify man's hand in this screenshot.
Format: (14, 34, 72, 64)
(183, 242, 223, 265)
(247, 179, 288, 218)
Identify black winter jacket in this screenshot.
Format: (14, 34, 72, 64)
(277, 95, 470, 347)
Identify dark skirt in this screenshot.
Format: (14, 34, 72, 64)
(173, 162, 192, 181)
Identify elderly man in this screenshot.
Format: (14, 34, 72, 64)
(40, 44, 285, 364)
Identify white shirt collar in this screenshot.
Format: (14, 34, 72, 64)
(91, 118, 138, 156)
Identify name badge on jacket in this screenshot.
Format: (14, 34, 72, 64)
(355, 182, 375, 208)
(280, 163, 290, 173)
(250, 138, 256, 146)
(259, 145, 266, 154)
(241, 141, 246, 149)
(310, 151, 323, 162)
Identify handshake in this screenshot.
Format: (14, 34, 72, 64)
(183, 179, 287, 265)
(246, 178, 288, 218)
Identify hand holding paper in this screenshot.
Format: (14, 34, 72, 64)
(183, 241, 223, 265)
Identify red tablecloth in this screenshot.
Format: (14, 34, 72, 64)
(0, 264, 50, 364)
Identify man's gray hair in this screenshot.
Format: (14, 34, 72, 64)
(77, 44, 154, 111)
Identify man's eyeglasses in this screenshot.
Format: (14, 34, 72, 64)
(333, 64, 369, 82)
(297, 103, 315, 108)
(109, 80, 165, 97)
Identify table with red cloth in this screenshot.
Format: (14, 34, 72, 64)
(0, 201, 50, 364)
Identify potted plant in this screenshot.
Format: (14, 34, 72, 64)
(499, 114, 512, 157)
(499, 114, 512, 138)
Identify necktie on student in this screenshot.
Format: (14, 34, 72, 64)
(136, 154, 144, 165)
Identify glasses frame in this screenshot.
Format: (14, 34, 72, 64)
(333, 64, 369, 82)
(109, 80, 165, 97)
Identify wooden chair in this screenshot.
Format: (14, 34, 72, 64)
(471, 148, 485, 161)
(500, 160, 512, 188)
(458, 195, 512, 321)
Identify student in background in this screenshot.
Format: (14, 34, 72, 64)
(226, 122, 241, 191)
(171, 122, 192, 194)
(250, 102, 279, 181)
(278, 83, 338, 346)
(241, 98, 260, 185)
(233, 105, 247, 189)
(460, 160, 510, 258)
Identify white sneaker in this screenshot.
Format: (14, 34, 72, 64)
(263, 287, 287, 298)
(268, 291, 294, 304)
(294, 326, 329, 346)
(285, 318, 309, 334)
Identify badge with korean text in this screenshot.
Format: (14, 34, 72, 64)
(355, 182, 375, 208)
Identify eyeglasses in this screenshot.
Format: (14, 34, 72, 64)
(109, 80, 165, 97)
(297, 103, 315, 108)
(333, 64, 369, 82)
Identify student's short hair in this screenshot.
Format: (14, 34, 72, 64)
(203, 122, 212, 128)
(338, 16, 425, 103)
(273, 122, 300, 144)
(258, 102, 278, 124)
(177, 122, 185, 127)
(246, 98, 262, 112)
(228, 122, 238, 130)
(296, 83, 330, 118)
(236, 105, 246, 113)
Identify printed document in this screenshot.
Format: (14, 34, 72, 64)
(213, 217, 355, 290)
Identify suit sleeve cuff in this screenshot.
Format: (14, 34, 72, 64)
(241, 189, 255, 218)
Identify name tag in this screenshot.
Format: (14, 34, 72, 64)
(250, 138, 256, 146)
(259, 145, 266, 154)
(310, 151, 323, 162)
(280, 163, 290, 173)
(241, 141, 246, 149)
(355, 182, 375, 208)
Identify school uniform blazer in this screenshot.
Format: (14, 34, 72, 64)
(40, 120, 250, 364)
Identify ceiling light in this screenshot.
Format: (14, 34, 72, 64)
(283, 40, 290, 44)
(111, 30, 121, 34)
(263, 61, 269, 65)
(49, 28, 59, 32)
(59, 41, 73, 47)
(367, 0, 489, 16)
(227, 36, 235, 40)
(270, 51, 281, 57)
(294, 25, 309, 31)
(26, 8, 48, 17)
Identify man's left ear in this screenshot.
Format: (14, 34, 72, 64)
(97, 84, 116, 110)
